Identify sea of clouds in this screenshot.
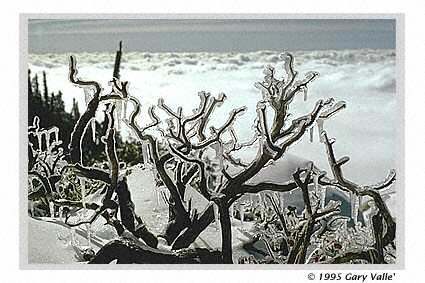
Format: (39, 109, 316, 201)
(28, 49, 398, 188)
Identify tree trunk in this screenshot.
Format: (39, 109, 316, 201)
(219, 203, 233, 264)
(171, 204, 215, 250)
(116, 179, 158, 248)
(162, 195, 191, 245)
(372, 213, 385, 263)
(89, 238, 222, 264)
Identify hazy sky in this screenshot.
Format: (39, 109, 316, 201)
(28, 19, 396, 53)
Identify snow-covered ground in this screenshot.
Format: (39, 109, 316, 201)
(28, 156, 388, 264)
(28, 166, 258, 263)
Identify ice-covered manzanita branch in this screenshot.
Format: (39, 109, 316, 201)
(167, 53, 345, 257)
(287, 165, 341, 263)
(67, 49, 347, 263)
(64, 55, 158, 248)
(319, 131, 396, 263)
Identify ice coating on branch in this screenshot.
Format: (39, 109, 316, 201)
(309, 126, 314, 143)
(317, 119, 324, 142)
(83, 87, 91, 106)
(122, 98, 128, 122)
(229, 204, 234, 219)
(115, 101, 122, 130)
(26, 51, 398, 264)
(353, 195, 360, 225)
(300, 71, 319, 85)
(281, 52, 295, 74)
(28, 116, 40, 131)
(350, 191, 357, 222)
(313, 173, 319, 195)
(81, 177, 86, 209)
(86, 223, 92, 249)
(364, 169, 396, 191)
(320, 101, 346, 119)
(157, 97, 164, 107)
(142, 142, 150, 166)
(217, 92, 226, 104)
(337, 156, 350, 166)
(90, 118, 96, 143)
(211, 142, 224, 174)
(28, 177, 34, 193)
(83, 88, 98, 142)
(320, 186, 327, 209)
(212, 201, 220, 232)
(279, 52, 297, 91)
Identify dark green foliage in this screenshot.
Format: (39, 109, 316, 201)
(28, 69, 77, 150)
(28, 69, 143, 166)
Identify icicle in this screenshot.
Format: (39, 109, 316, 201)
(49, 201, 55, 218)
(28, 177, 33, 193)
(274, 192, 280, 207)
(350, 191, 356, 221)
(153, 188, 160, 212)
(317, 119, 324, 142)
(173, 168, 178, 185)
(211, 143, 224, 171)
(29, 201, 34, 217)
(91, 118, 96, 143)
(81, 178, 86, 210)
(309, 127, 314, 143)
(218, 146, 224, 172)
(280, 192, 285, 211)
(142, 142, 149, 167)
(44, 131, 50, 151)
(36, 132, 42, 151)
(46, 128, 56, 149)
(54, 127, 59, 142)
(303, 88, 308, 101)
(353, 195, 360, 225)
(86, 223, 92, 249)
(83, 87, 91, 106)
(320, 186, 327, 209)
(148, 143, 153, 167)
(229, 203, 234, 219)
(314, 173, 319, 194)
(145, 142, 154, 168)
(182, 161, 188, 175)
(115, 100, 122, 130)
(58, 206, 63, 221)
(122, 99, 127, 121)
(213, 202, 220, 231)
(239, 202, 245, 224)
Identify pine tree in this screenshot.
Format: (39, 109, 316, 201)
(42, 71, 49, 108)
(56, 91, 65, 112)
(28, 70, 33, 97)
(33, 74, 40, 96)
(71, 98, 80, 120)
